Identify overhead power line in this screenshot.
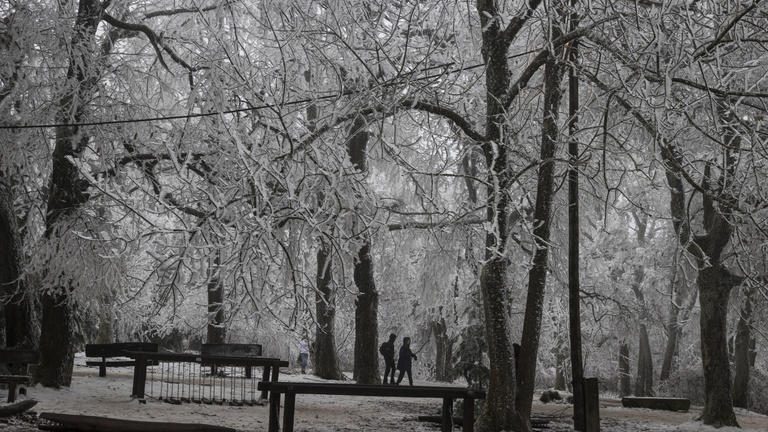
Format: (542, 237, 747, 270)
(0, 49, 538, 130)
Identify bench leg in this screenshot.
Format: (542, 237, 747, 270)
(268, 391, 281, 432)
(282, 392, 296, 432)
(261, 366, 271, 400)
(99, 358, 107, 377)
(442, 398, 453, 432)
(7, 383, 16, 403)
(246, 366, 252, 379)
(462, 398, 474, 432)
(131, 355, 148, 398)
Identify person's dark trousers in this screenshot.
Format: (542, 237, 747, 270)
(384, 360, 396, 384)
(396, 368, 413, 386)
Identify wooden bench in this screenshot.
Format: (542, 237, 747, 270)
(127, 351, 288, 401)
(258, 382, 485, 432)
(0, 349, 39, 403)
(201, 343, 262, 378)
(86, 343, 159, 377)
(621, 396, 690, 412)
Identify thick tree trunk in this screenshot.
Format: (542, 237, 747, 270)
(37, 0, 102, 388)
(619, 342, 631, 397)
(37, 293, 75, 387)
(732, 290, 752, 409)
(477, 259, 522, 432)
(345, 112, 380, 384)
(305, 70, 344, 381)
(516, 52, 566, 423)
(698, 267, 738, 427)
(352, 241, 379, 384)
(314, 237, 344, 380)
(206, 251, 225, 344)
(0, 178, 34, 349)
(634, 324, 654, 396)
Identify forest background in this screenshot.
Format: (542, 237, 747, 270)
(1, 1, 768, 431)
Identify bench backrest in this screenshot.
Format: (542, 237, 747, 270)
(85, 343, 158, 357)
(201, 343, 262, 358)
(0, 349, 39, 365)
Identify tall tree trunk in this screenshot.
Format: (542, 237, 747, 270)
(619, 342, 631, 397)
(732, 288, 752, 408)
(206, 251, 225, 344)
(305, 69, 344, 380)
(698, 267, 738, 426)
(473, 1, 546, 430)
(566, 18, 584, 430)
(352, 241, 379, 383)
(37, 0, 102, 388)
(634, 324, 654, 396)
(431, 315, 453, 382)
(347, 114, 380, 384)
(314, 237, 344, 380)
(516, 51, 567, 424)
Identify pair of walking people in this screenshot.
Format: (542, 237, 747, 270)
(379, 334, 417, 385)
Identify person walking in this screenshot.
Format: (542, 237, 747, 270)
(396, 337, 417, 386)
(379, 333, 397, 384)
(298, 338, 310, 374)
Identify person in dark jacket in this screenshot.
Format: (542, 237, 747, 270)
(379, 333, 397, 384)
(396, 337, 417, 386)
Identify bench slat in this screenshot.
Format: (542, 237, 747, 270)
(258, 382, 485, 399)
(0, 375, 31, 383)
(621, 397, 690, 412)
(0, 349, 39, 364)
(86, 360, 138, 367)
(85, 343, 157, 358)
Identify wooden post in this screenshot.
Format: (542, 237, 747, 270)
(261, 366, 271, 400)
(282, 392, 296, 432)
(245, 366, 252, 379)
(462, 397, 474, 432)
(131, 354, 147, 398)
(7, 382, 17, 403)
(584, 378, 600, 432)
(268, 391, 281, 432)
(99, 357, 107, 377)
(441, 398, 454, 432)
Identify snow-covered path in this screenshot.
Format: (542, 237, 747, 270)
(2, 360, 767, 432)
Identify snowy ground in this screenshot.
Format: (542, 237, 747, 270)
(1, 355, 767, 432)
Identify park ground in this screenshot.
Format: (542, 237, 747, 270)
(1, 355, 767, 432)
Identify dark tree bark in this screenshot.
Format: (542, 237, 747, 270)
(635, 324, 654, 397)
(37, 0, 102, 388)
(660, 268, 697, 382)
(305, 69, 344, 380)
(732, 288, 752, 408)
(346, 114, 380, 384)
(0, 176, 35, 350)
(628, 213, 653, 397)
(314, 237, 344, 380)
(352, 242, 379, 383)
(516, 46, 567, 425)
(566, 21, 585, 430)
(662, 116, 740, 426)
(619, 342, 631, 397)
(206, 251, 226, 344)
